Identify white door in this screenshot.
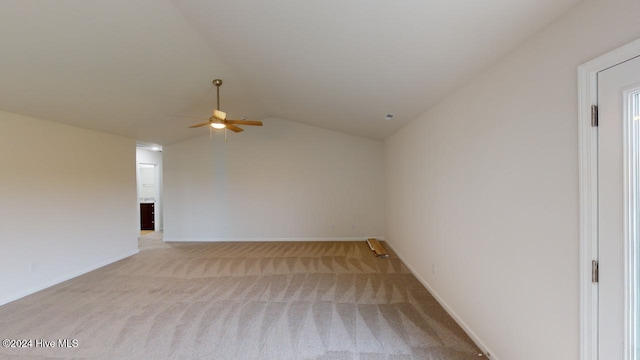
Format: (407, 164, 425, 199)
(598, 55, 640, 360)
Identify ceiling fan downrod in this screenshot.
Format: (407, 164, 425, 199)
(213, 79, 223, 110)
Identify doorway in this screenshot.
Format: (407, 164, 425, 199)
(136, 145, 163, 235)
(138, 163, 158, 231)
(579, 39, 640, 360)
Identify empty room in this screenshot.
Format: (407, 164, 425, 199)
(1, 1, 640, 359)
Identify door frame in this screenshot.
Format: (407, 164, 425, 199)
(578, 38, 640, 360)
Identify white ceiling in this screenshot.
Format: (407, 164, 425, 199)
(0, 0, 580, 144)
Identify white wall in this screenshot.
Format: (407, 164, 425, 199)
(136, 148, 163, 230)
(164, 117, 384, 241)
(0, 110, 138, 305)
(385, 1, 640, 359)
(138, 167, 156, 199)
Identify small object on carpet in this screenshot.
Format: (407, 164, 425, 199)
(366, 238, 389, 257)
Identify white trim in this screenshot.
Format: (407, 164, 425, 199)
(0, 249, 139, 307)
(623, 87, 640, 360)
(578, 38, 640, 360)
(164, 236, 385, 242)
(385, 242, 498, 359)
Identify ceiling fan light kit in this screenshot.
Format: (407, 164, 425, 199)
(186, 79, 263, 135)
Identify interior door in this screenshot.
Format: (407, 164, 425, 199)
(598, 55, 640, 360)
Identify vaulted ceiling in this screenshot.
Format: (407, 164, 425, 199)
(0, 0, 580, 144)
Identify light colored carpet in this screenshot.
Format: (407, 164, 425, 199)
(0, 237, 481, 359)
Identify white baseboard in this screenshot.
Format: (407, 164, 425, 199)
(385, 241, 500, 360)
(0, 249, 139, 307)
(163, 236, 385, 242)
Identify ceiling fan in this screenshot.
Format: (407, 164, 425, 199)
(187, 79, 263, 133)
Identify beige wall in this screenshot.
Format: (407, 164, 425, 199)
(0, 111, 138, 305)
(384, 0, 640, 359)
(164, 117, 385, 241)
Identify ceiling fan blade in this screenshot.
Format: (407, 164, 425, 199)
(189, 122, 212, 128)
(225, 120, 263, 126)
(225, 124, 244, 132)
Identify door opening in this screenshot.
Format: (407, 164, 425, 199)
(138, 163, 157, 231)
(579, 38, 640, 360)
(136, 145, 163, 236)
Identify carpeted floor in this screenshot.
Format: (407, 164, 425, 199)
(0, 235, 481, 359)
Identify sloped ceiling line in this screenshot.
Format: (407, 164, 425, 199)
(0, 0, 581, 144)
